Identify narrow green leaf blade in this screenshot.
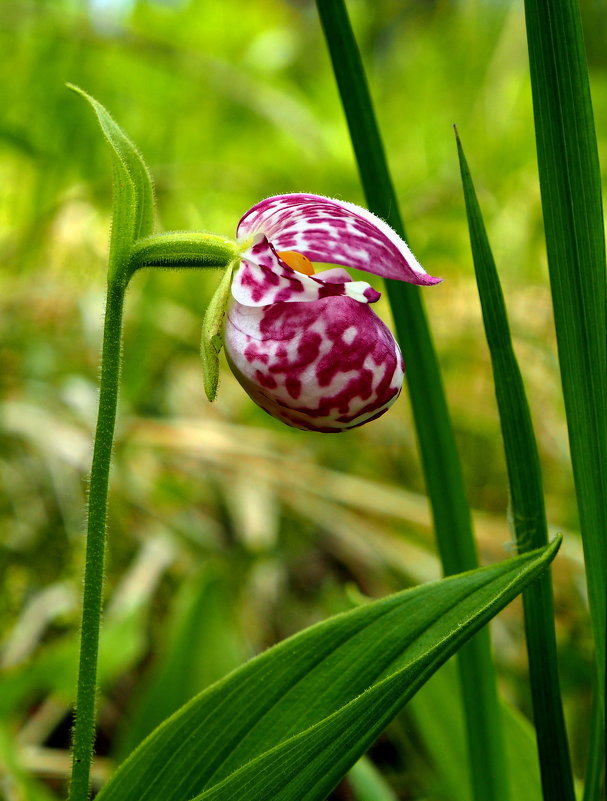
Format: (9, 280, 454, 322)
(456, 130, 575, 801)
(524, 0, 607, 711)
(0, 724, 57, 801)
(98, 540, 560, 801)
(115, 561, 247, 761)
(314, 3, 509, 800)
(409, 660, 544, 801)
(67, 84, 155, 281)
(582, 687, 606, 801)
(348, 757, 398, 801)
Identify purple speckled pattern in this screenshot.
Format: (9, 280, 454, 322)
(237, 193, 442, 285)
(232, 234, 381, 307)
(224, 194, 440, 432)
(225, 293, 404, 432)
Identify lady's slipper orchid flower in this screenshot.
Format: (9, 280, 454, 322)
(224, 194, 441, 433)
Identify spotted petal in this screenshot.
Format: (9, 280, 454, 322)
(232, 234, 381, 307)
(237, 193, 441, 286)
(225, 294, 404, 432)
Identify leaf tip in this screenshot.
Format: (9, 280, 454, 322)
(65, 83, 99, 115)
(65, 82, 87, 99)
(548, 532, 563, 556)
(205, 382, 219, 403)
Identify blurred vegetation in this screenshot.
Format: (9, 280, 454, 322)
(0, 0, 603, 798)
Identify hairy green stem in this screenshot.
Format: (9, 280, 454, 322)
(69, 280, 126, 801)
(68, 229, 238, 798)
(129, 232, 240, 275)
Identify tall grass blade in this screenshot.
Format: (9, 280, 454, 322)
(315, 3, 509, 800)
(523, 0, 607, 715)
(456, 129, 575, 801)
(582, 683, 606, 801)
(409, 659, 547, 801)
(347, 757, 399, 801)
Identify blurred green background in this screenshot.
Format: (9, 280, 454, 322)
(0, 0, 604, 798)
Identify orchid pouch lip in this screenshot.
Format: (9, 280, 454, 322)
(223, 193, 440, 431)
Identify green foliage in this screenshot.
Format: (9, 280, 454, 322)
(409, 659, 544, 801)
(98, 541, 559, 801)
(66, 84, 155, 284)
(0, 606, 147, 718)
(523, 0, 607, 714)
(347, 757, 399, 801)
(1, 1, 602, 798)
(67, 85, 246, 801)
(115, 561, 248, 761)
(456, 130, 574, 801)
(0, 724, 58, 801)
(316, 3, 509, 800)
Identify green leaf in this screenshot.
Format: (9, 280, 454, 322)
(67, 84, 155, 284)
(201, 262, 235, 402)
(0, 724, 57, 801)
(582, 687, 605, 801)
(97, 539, 560, 801)
(523, 0, 607, 713)
(315, 3, 509, 801)
(115, 561, 248, 761)
(348, 757, 398, 801)
(408, 663, 471, 801)
(410, 660, 543, 801)
(0, 607, 147, 717)
(455, 129, 575, 801)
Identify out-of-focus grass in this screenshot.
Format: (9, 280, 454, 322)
(0, 0, 601, 797)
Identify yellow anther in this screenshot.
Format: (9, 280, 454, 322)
(277, 250, 315, 276)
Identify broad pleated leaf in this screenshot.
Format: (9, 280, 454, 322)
(67, 84, 155, 282)
(98, 539, 560, 801)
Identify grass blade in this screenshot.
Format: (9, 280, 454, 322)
(582, 685, 606, 801)
(409, 659, 545, 801)
(347, 757, 399, 801)
(456, 129, 575, 801)
(523, 0, 607, 715)
(315, 3, 509, 800)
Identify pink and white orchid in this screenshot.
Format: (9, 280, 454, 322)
(224, 194, 441, 433)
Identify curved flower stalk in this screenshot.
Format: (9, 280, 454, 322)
(223, 193, 441, 432)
